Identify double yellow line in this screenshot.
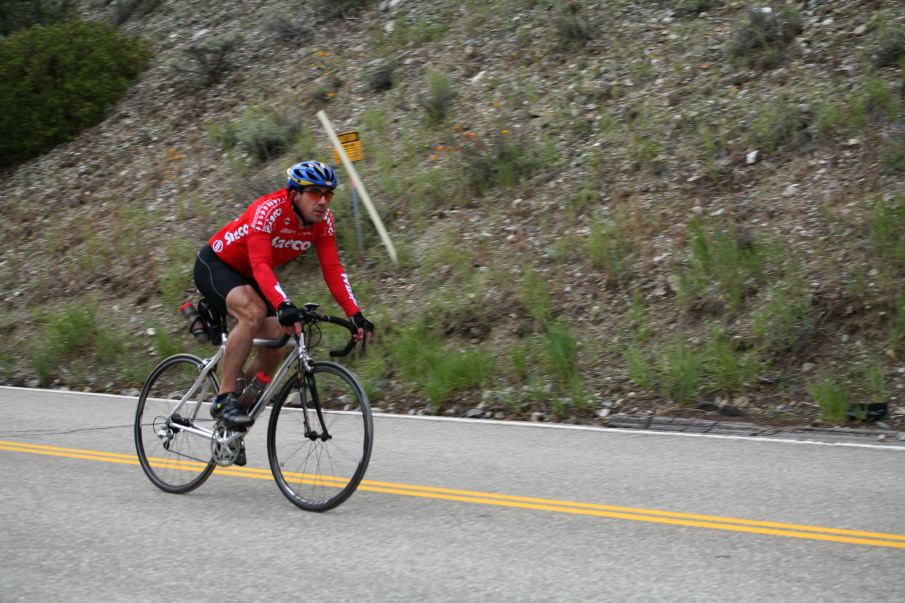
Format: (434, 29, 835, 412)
(3, 439, 905, 550)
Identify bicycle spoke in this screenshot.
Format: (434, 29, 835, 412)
(268, 362, 372, 511)
(135, 355, 217, 493)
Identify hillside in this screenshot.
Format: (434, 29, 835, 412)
(2, 0, 904, 432)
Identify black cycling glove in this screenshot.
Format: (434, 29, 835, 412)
(277, 301, 300, 327)
(351, 312, 375, 337)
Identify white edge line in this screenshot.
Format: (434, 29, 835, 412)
(3, 386, 904, 452)
(372, 413, 905, 451)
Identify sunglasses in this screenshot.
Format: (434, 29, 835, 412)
(302, 187, 335, 200)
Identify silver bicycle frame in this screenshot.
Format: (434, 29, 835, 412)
(164, 331, 314, 443)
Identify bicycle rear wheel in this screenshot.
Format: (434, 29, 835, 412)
(267, 361, 372, 511)
(135, 354, 218, 493)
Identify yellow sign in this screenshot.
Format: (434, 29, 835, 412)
(332, 130, 364, 163)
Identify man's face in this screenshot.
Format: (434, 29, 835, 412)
(292, 187, 334, 223)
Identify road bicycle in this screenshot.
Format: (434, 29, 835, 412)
(134, 301, 373, 511)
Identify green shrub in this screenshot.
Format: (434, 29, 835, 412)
(0, 20, 150, 167)
(421, 70, 455, 125)
(374, 16, 448, 52)
(728, 6, 802, 70)
(869, 27, 905, 69)
(208, 105, 305, 162)
(459, 131, 549, 196)
(681, 218, 766, 313)
(704, 324, 759, 394)
(111, 0, 162, 25)
(555, 14, 593, 48)
(362, 106, 389, 135)
(29, 304, 112, 384)
(390, 321, 494, 411)
(517, 265, 552, 325)
(544, 322, 580, 391)
(510, 346, 531, 383)
(623, 340, 654, 391)
(889, 297, 905, 356)
(869, 194, 905, 278)
(174, 32, 243, 88)
(860, 360, 887, 402)
(588, 218, 632, 286)
(0, 0, 76, 36)
(310, 0, 371, 21)
(659, 337, 704, 404)
(263, 13, 312, 38)
(749, 98, 810, 153)
(671, 0, 723, 19)
(848, 76, 898, 126)
(807, 376, 850, 423)
(813, 98, 844, 141)
(752, 277, 814, 356)
(151, 323, 180, 358)
(367, 60, 395, 92)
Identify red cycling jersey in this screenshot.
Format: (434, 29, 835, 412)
(208, 188, 360, 316)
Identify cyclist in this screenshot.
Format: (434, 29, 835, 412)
(193, 160, 374, 437)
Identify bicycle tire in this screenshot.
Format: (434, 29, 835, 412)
(267, 361, 373, 511)
(135, 354, 218, 493)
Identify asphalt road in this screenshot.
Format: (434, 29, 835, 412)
(1, 386, 903, 602)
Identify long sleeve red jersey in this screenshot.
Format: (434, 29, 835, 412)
(207, 189, 360, 316)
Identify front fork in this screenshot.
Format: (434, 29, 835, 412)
(299, 368, 332, 442)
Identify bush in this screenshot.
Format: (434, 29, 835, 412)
(588, 218, 632, 286)
(174, 32, 243, 88)
(459, 130, 549, 196)
(752, 278, 814, 356)
(870, 27, 905, 69)
(659, 337, 704, 404)
(749, 97, 811, 152)
(544, 322, 580, 391)
(367, 60, 395, 92)
(807, 376, 850, 423)
(685, 218, 766, 312)
(869, 194, 905, 278)
(728, 6, 802, 70)
(110, 0, 162, 25)
(390, 320, 494, 411)
(671, 0, 722, 19)
(420, 69, 455, 125)
(263, 14, 312, 38)
(555, 14, 593, 48)
(310, 0, 372, 21)
(0, 0, 76, 36)
(0, 20, 150, 167)
(207, 104, 306, 163)
(704, 324, 759, 394)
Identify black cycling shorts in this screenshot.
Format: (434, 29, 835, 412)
(193, 245, 276, 318)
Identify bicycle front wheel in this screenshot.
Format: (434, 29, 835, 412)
(267, 361, 373, 511)
(135, 354, 218, 493)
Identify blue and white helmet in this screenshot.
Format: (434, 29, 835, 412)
(286, 161, 338, 190)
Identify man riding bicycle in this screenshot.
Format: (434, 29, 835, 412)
(193, 160, 374, 439)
